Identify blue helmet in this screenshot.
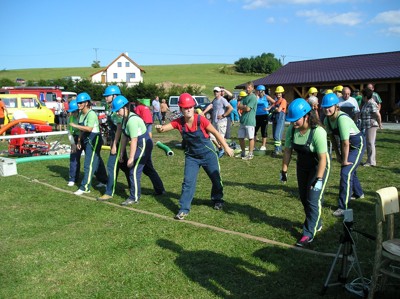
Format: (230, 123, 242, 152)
(76, 92, 91, 103)
(256, 85, 266, 91)
(321, 93, 339, 108)
(286, 98, 311, 122)
(111, 95, 129, 112)
(103, 85, 121, 97)
(67, 100, 78, 113)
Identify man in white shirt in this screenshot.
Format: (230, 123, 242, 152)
(152, 96, 162, 125)
(338, 87, 360, 121)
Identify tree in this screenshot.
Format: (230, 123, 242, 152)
(234, 53, 282, 74)
(91, 60, 101, 68)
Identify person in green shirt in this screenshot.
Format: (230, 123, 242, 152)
(112, 95, 165, 206)
(281, 98, 330, 247)
(237, 81, 258, 160)
(66, 100, 81, 187)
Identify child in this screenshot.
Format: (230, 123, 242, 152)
(156, 93, 234, 220)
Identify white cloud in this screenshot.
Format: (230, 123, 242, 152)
(265, 17, 275, 23)
(242, 0, 347, 9)
(380, 26, 400, 37)
(371, 10, 400, 25)
(297, 9, 362, 26)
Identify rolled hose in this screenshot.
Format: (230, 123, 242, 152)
(156, 141, 174, 156)
(16, 154, 70, 164)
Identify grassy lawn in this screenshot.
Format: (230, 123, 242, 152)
(0, 125, 399, 298)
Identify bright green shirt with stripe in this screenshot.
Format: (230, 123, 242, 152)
(123, 112, 146, 139)
(285, 125, 328, 153)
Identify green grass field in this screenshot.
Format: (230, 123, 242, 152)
(1, 124, 399, 298)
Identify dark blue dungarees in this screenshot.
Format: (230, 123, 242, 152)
(292, 127, 330, 239)
(327, 114, 365, 209)
(104, 113, 130, 196)
(178, 115, 224, 214)
(123, 114, 165, 201)
(78, 110, 107, 192)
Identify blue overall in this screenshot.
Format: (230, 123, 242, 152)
(69, 134, 81, 183)
(327, 114, 365, 209)
(272, 105, 286, 153)
(123, 115, 165, 201)
(78, 111, 108, 192)
(178, 115, 224, 214)
(292, 128, 330, 239)
(104, 114, 130, 196)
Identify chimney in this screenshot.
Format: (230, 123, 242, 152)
(125, 52, 129, 57)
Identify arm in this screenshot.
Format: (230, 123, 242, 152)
(218, 104, 233, 120)
(280, 147, 292, 183)
(69, 122, 93, 133)
(375, 111, 383, 129)
(111, 123, 122, 155)
(127, 137, 138, 168)
(330, 134, 342, 163)
(202, 103, 213, 115)
(266, 95, 275, 105)
(340, 139, 351, 165)
(119, 134, 128, 163)
(206, 124, 234, 157)
(316, 153, 327, 179)
(155, 123, 174, 133)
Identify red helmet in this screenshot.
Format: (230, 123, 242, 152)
(178, 93, 196, 108)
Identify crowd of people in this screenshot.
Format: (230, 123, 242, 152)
(64, 82, 383, 247)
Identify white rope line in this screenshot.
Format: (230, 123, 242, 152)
(19, 174, 336, 258)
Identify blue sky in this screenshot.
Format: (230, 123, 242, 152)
(1, 0, 399, 70)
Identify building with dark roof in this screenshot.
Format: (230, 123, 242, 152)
(235, 51, 400, 120)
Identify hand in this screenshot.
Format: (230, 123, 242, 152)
(111, 145, 117, 155)
(77, 143, 82, 150)
(225, 147, 234, 157)
(280, 171, 287, 184)
(127, 157, 134, 168)
(155, 125, 163, 132)
(341, 161, 353, 166)
(70, 144, 77, 153)
(311, 178, 323, 191)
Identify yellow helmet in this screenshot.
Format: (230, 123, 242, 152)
(308, 87, 318, 95)
(325, 89, 333, 94)
(239, 91, 247, 97)
(333, 85, 343, 92)
(275, 86, 285, 93)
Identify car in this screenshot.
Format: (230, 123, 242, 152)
(0, 94, 55, 125)
(15, 78, 26, 85)
(168, 95, 212, 119)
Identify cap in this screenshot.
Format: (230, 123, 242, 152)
(56, 97, 62, 100)
(213, 86, 221, 92)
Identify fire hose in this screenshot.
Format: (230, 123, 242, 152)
(156, 141, 174, 156)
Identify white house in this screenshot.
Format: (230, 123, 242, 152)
(90, 52, 145, 87)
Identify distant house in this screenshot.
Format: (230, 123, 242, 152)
(236, 51, 400, 121)
(90, 52, 145, 87)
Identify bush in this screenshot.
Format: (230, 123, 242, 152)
(234, 52, 282, 74)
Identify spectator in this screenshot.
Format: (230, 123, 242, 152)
(69, 92, 108, 195)
(220, 86, 233, 139)
(321, 93, 365, 217)
(366, 83, 382, 110)
(152, 96, 162, 124)
(134, 99, 154, 138)
(270, 86, 288, 157)
(282, 98, 330, 247)
(160, 98, 169, 124)
(229, 94, 240, 125)
(114, 95, 165, 206)
(202, 86, 233, 158)
(155, 93, 233, 219)
(255, 85, 274, 151)
(237, 82, 258, 160)
(338, 87, 360, 122)
(352, 89, 363, 107)
(360, 88, 383, 167)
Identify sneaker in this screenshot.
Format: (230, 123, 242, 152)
(96, 182, 107, 188)
(332, 208, 345, 217)
(259, 146, 266, 151)
(74, 189, 90, 195)
(317, 224, 323, 232)
(174, 212, 188, 220)
(67, 181, 75, 187)
(296, 236, 313, 247)
(120, 199, 139, 206)
(214, 202, 224, 210)
(97, 194, 113, 201)
(235, 153, 245, 158)
(351, 194, 365, 200)
(218, 148, 225, 158)
(242, 154, 254, 160)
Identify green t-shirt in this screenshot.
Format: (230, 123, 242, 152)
(285, 125, 328, 153)
(324, 111, 360, 140)
(79, 110, 100, 133)
(240, 93, 257, 126)
(68, 115, 80, 135)
(123, 112, 147, 138)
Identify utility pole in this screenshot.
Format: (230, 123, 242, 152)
(93, 48, 99, 61)
(280, 55, 286, 65)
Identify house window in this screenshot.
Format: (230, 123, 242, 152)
(113, 73, 118, 79)
(125, 62, 130, 67)
(117, 62, 122, 67)
(126, 73, 135, 82)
